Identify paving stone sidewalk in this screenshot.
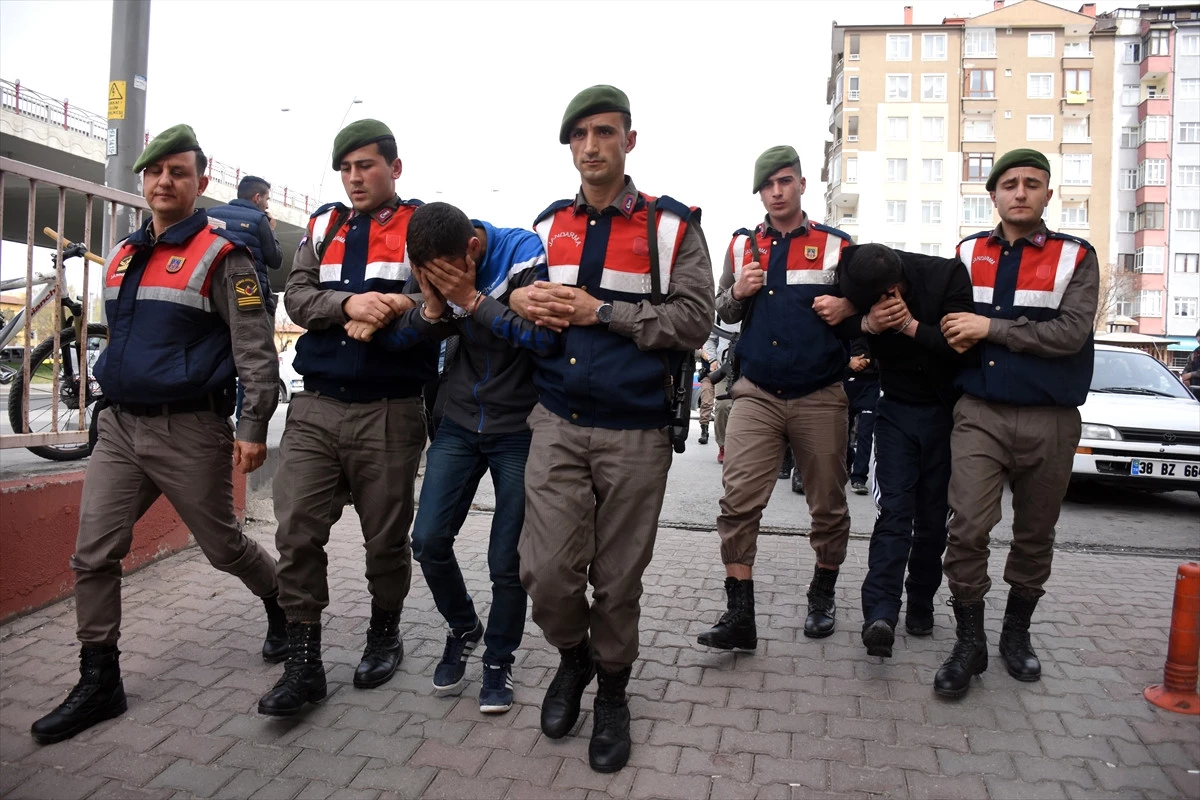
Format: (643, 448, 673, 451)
(1, 512, 1198, 800)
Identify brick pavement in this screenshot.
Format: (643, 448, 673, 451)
(2, 511, 1198, 799)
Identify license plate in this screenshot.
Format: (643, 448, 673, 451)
(1130, 460, 1200, 480)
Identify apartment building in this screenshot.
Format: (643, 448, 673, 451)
(823, 0, 1112, 282)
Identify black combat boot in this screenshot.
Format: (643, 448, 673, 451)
(31, 644, 127, 744)
(698, 424, 709, 445)
(354, 603, 403, 688)
(804, 566, 839, 638)
(697, 577, 757, 651)
(589, 665, 632, 773)
(999, 589, 1042, 682)
(257, 622, 326, 716)
(540, 639, 596, 739)
(261, 594, 288, 664)
(933, 599, 988, 698)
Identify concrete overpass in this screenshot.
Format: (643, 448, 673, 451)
(0, 79, 314, 292)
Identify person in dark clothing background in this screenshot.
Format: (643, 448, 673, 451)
(843, 337, 878, 495)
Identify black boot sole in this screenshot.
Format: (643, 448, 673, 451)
(905, 621, 934, 637)
(933, 681, 971, 699)
(353, 664, 400, 689)
(262, 648, 288, 664)
(31, 694, 127, 745)
(257, 685, 327, 717)
(696, 633, 757, 652)
(862, 622, 895, 658)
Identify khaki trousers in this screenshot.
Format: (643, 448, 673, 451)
(518, 403, 672, 671)
(698, 377, 715, 425)
(72, 407, 278, 644)
(942, 395, 1081, 602)
(717, 378, 851, 567)
(714, 378, 732, 447)
(273, 393, 426, 621)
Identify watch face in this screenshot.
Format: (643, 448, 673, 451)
(597, 303, 614, 324)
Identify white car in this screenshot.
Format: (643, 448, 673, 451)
(1072, 344, 1200, 495)
(278, 349, 305, 403)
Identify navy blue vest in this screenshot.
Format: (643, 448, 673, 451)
(206, 199, 277, 313)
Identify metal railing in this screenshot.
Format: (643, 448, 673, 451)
(2, 78, 318, 215)
(0, 156, 146, 453)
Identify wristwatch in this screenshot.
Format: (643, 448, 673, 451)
(595, 302, 614, 325)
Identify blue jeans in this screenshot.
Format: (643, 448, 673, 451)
(845, 376, 878, 482)
(860, 396, 952, 624)
(411, 417, 530, 667)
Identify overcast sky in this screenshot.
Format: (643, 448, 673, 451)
(2, 0, 1126, 275)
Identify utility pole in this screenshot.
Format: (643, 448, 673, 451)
(102, 0, 151, 251)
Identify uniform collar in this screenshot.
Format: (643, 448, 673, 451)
(761, 212, 810, 238)
(572, 176, 640, 218)
(130, 208, 209, 247)
(228, 198, 260, 211)
(988, 221, 1051, 248)
(359, 195, 403, 225)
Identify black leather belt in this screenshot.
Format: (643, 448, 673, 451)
(117, 393, 232, 417)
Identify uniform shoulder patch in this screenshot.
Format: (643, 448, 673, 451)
(810, 222, 852, 242)
(233, 275, 264, 311)
(1048, 231, 1095, 252)
(534, 199, 573, 226)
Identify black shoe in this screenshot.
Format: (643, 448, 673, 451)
(934, 599, 988, 699)
(999, 589, 1042, 682)
(589, 666, 632, 773)
(541, 639, 596, 739)
(862, 619, 895, 658)
(262, 594, 288, 664)
(777, 466, 792, 480)
(697, 577, 757, 651)
(258, 622, 327, 717)
(31, 644, 127, 744)
(850, 479, 868, 495)
(354, 603, 403, 689)
(804, 566, 838, 638)
(905, 608, 935, 637)
(791, 472, 804, 495)
(698, 424, 709, 445)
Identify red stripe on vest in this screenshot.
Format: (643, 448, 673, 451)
(968, 238, 1083, 291)
(105, 231, 232, 297)
(544, 212, 590, 268)
(319, 206, 416, 267)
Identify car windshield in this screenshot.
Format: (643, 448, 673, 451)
(1091, 349, 1193, 399)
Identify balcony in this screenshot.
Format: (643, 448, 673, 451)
(1138, 95, 1171, 119)
(1060, 91, 1092, 118)
(1140, 54, 1172, 80)
(828, 181, 859, 208)
(963, 95, 996, 115)
(848, 89, 860, 101)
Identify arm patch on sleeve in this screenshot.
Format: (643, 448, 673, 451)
(234, 275, 264, 311)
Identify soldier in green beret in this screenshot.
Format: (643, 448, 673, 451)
(32, 124, 283, 744)
(935, 147, 1099, 699)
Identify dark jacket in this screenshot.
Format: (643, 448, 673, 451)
(206, 198, 283, 313)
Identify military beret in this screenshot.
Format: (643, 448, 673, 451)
(753, 146, 802, 194)
(559, 85, 630, 144)
(331, 119, 394, 170)
(986, 148, 1051, 191)
(132, 124, 202, 173)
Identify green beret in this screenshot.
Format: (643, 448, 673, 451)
(559, 85, 630, 144)
(986, 148, 1051, 191)
(132, 124, 202, 173)
(331, 119, 394, 169)
(753, 146, 801, 193)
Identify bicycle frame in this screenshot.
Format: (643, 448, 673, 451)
(0, 275, 57, 384)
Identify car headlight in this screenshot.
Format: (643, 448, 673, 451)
(1080, 423, 1121, 440)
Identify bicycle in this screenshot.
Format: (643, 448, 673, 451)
(1, 229, 108, 461)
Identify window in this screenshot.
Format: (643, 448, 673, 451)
(847, 116, 859, 141)
(964, 153, 994, 183)
(1121, 126, 1139, 148)
(1121, 84, 1140, 105)
(886, 200, 907, 223)
(886, 74, 912, 101)
(886, 159, 908, 182)
(1063, 39, 1090, 56)
(1061, 202, 1088, 228)
(1115, 299, 1134, 317)
(1180, 122, 1200, 143)
(921, 117, 944, 141)
(963, 118, 995, 141)
(1176, 253, 1200, 273)
(1138, 159, 1167, 187)
(1174, 297, 1199, 319)
(848, 34, 860, 60)
(1182, 79, 1200, 99)
(1118, 211, 1136, 233)
(1027, 115, 1053, 141)
(1136, 248, 1165, 273)
(886, 117, 909, 140)
(1181, 33, 1200, 56)
(1136, 203, 1165, 231)
(1124, 42, 1142, 63)
(1118, 253, 1136, 273)
(845, 158, 858, 184)
(921, 74, 946, 101)
(1178, 209, 1200, 230)
(1178, 165, 1200, 187)
(829, 157, 841, 186)
(922, 33, 947, 60)
(1146, 29, 1169, 56)
(964, 69, 995, 98)
(1064, 69, 1091, 97)
(1061, 154, 1091, 185)
(1120, 169, 1137, 191)
(965, 28, 996, 57)
(921, 201, 942, 224)
(887, 34, 912, 60)
(1137, 290, 1163, 317)
(883, 242, 907, 251)
(1028, 74, 1054, 99)
(921, 158, 943, 183)
(962, 196, 992, 224)
(1063, 117, 1089, 143)
(1028, 32, 1055, 57)
(1141, 116, 1169, 142)
(1147, 83, 1167, 98)
(847, 75, 860, 101)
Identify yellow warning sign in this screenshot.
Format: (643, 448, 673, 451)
(108, 81, 126, 120)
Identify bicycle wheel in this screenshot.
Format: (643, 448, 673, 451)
(7, 323, 108, 461)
